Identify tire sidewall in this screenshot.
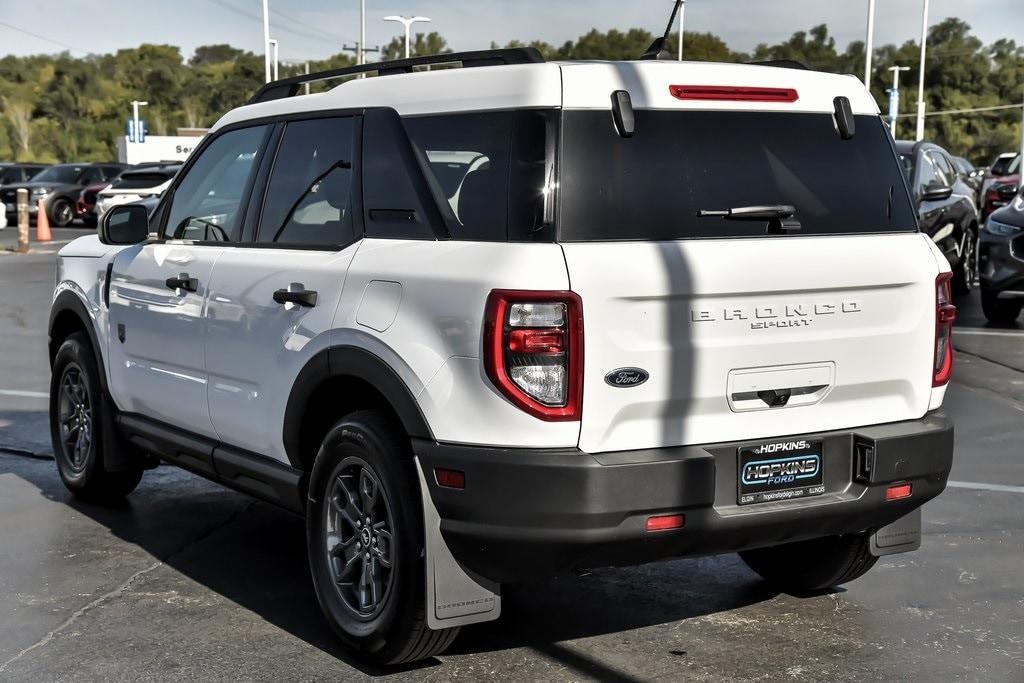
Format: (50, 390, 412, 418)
(306, 413, 423, 655)
(51, 198, 73, 227)
(50, 334, 104, 488)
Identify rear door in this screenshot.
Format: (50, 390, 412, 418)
(106, 124, 270, 438)
(557, 108, 939, 454)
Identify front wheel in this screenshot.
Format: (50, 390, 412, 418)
(306, 410, 459, 665)
(739, 532, 878, 593)
(50, 198, 74, 227)
(981, 290, 1022, 325)
(49, 332, 143, 501)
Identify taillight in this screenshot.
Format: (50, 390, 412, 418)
(933, 272, 956, 387)
(484, 290, 583, 421)
(669, 84, 799, 102)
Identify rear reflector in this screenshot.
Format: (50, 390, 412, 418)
(669, 84, 799, 103)
(885, 483, 912, 501)
(645, 514, 685, 532)
(434, 468, 465, 490)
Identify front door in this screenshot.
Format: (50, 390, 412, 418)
(106, 123, 271, 436)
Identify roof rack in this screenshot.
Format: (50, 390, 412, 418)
(249, 47, 545, 104)
(747, 59, 812, 71)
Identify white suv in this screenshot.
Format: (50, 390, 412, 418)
(48, 49, 955, 665)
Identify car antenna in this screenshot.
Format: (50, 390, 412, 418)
(639, 0, 683, 60)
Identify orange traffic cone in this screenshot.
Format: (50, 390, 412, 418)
(36, 199, 51, 242)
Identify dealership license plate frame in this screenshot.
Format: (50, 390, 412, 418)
(737, 439, 825, 505)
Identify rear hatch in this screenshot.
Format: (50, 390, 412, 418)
(556, 75, 938, 454)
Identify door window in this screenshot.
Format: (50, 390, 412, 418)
(163, 125, 268, 242)
(81, 167, 104, 184)
(257, 117, 356, 247)
(915, 153, 942, 194)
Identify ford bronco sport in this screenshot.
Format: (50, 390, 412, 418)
(48, 47, 955, 664)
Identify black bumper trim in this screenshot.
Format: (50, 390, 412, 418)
(415, 412, 953, 583)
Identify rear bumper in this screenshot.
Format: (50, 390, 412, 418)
(415, 412, 953, 583)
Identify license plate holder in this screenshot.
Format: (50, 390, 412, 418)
(738, 439, 824, 505)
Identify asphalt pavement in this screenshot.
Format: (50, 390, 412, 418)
(0, 233, 1021, 680)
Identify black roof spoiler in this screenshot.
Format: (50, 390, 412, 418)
(747, 59, 812, 71)
(249, 48, 545, 104)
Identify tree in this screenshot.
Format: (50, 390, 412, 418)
(381, 32, 452, 62)
(3, 97, 33, 159)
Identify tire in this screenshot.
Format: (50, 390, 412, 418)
(739, 532, 878, 593)
(981, 290, 1022, 325)
(49, 332, 143, 501)
(306, 410, 459, 665)
(952, 226, 977, 295)
(50, 198, 74, 227)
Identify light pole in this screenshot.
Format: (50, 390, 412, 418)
(261, 0, 271, 83)
(268, 39, 279, 80)
(677, 0, 686, 61)
(383, 15, 432, 59)
(358, 0, 365, 66)
(887, 65, 910, 137)
(130, 100, 148, 143)
(915, 0, 929, 141)
(864, 0, 876, 89)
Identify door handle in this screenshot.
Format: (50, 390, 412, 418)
(273, 285, 318, 308)
(165, 273, 198, 293)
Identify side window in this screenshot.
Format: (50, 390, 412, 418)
(915, 153, 941, 194)
(163, 125, 267, 242)
(81, 167, 104, 185)
(934, 153, 957, 185)
(257, 117, 355, 247)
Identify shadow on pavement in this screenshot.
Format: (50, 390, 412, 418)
(0, 452, 778, 679)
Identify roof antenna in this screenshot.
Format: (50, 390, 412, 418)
(640, 0, 683, 60)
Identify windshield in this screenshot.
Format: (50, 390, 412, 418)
(559, 110, 917, 241)
(991, 155, 1020, 176)
(31, 165, 84, 184)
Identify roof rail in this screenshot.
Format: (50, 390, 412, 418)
(249, 47, 545, 104)
(748, 59, 812, 71)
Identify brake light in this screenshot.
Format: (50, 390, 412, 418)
(933, 272, 956, 387)
(484, 290, 583, 421)
(669, 84, 799, 103)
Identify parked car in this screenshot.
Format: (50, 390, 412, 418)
(982, 154, 1020, 219)
(978, 187, 1024, 324)
(0, 163, 49, 186)
(1, 163, 127, 227)
(74, 182, 111, 227)
(951, 155, 982, 202)
(896, 140, 980, 294)
(49, 50, 955, 665)
(93, 163, 180, 222)
(980, 152, 1020, 208)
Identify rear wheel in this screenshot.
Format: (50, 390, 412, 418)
(981, 289, 1022, 325)
(306, 410, 459, 665)
(50, 198, 74, 227)
(49, 332, 143, 501)
(739, 532, 878, 593)
(952, 226, 977, 295)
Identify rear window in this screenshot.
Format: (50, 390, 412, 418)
(559, 110, 916, 241)
(110, 171, 176, 190)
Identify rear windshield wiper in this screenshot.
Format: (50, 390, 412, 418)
(697, 205, 801, 234)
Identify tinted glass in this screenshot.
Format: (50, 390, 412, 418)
(916, 153, 942, 193)
(931, 152, 956, 185)
(32, 165, 84, 184)
(163, 125, 267, 242)
(81, 167, 105, 184)
(110, 171, 176, 190)
(258, 117, 355, 246)
(403, 110, 555, 241)
(0, 168, 22, 184)
(559, 110, 916, 240)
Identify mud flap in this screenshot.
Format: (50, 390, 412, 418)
(414, 457, 501, 630)
(870, 507, 921, 556)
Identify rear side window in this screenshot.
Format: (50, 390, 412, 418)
(403, 110, 555, 241)
(559, 110, 916, 240)
(258, 117, 356, 247)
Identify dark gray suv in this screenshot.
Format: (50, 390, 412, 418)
(979, 187, 1024, 324)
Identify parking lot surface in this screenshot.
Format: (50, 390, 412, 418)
(0, 237, 1021, 680)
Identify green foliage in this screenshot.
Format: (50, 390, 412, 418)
(1, 20, 1020, 165)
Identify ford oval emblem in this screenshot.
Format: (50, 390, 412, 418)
(604, 367, 649, 388)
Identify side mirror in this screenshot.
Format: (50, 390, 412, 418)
(100, 204, 149, 245)
(921, 182, 953, 202)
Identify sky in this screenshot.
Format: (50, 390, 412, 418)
(1, 0, 1022, 63)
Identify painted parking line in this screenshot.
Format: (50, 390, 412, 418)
(955, 327, 1024, 337)
(0, 390, 48, 399)
(947, 480, 1024, 494)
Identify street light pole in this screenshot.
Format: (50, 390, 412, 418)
(269, 39, 279, 81)
(358, 0, 365, 66)
(261, 0, 271, 83)
(887, 65, 910, 137)
(677, 0, 685, 61)
(915, 0, 929, 141)
(864, 0, 876, 89)
(383, 15, 432, 59)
